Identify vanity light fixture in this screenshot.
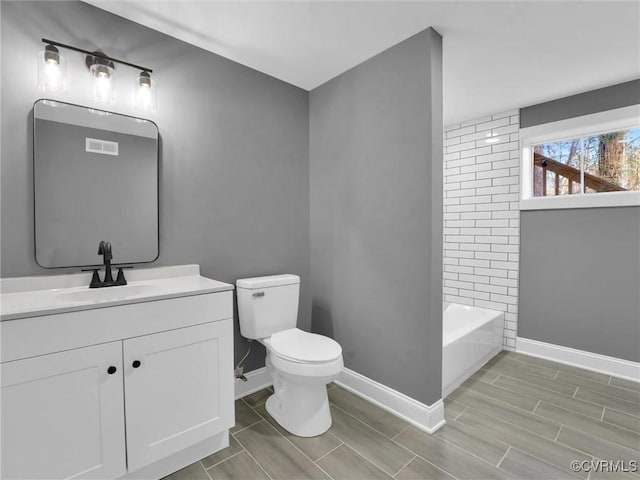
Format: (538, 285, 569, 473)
(39, 39, 156, 112)
(38, 43, 67, 92)
(86, 52, 116, 105)
(134, 71, 157, 113)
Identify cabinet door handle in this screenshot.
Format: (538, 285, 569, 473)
(107, 366, 117, 375)
(132, 360, 141, 368)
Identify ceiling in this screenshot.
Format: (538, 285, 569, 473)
(86, 1, 640, 126)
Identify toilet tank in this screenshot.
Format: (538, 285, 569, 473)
(236, 274, 300, 339)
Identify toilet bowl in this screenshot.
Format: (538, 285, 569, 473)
(262, 328, 343, 437)
(236, 275, 343, 437)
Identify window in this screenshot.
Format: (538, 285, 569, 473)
(520, 105, 640, 210)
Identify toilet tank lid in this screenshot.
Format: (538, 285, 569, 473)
(236, 274, 300, 289)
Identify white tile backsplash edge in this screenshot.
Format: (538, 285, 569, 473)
(444, 111, 520, 350)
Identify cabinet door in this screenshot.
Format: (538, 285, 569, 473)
(1, 342, 126, 480)
(123, 320, 233, 471)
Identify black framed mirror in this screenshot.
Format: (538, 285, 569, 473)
(33, 99, 159, 268)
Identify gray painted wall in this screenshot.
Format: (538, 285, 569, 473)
(309, 28, 443, 405)
(1, 1, 310, 371)
(520, 80, 640, 129)
(519, 208, 640, 362)
(519, 83, 640, 362)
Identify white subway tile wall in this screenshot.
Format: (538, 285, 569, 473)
(443, 111, 520, 350)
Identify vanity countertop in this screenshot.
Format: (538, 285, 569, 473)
(0, 264, 233, 321)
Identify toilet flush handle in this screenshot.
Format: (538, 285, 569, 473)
(252, 291, 265, 298)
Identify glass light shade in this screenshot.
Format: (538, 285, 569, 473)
(90, 63, 115, 105)
(134, 72, 157, 113)
(38, 48, 67, 92)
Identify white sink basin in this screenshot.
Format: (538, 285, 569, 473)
(57, 284, 159, 304)
(0, 264, 235, 321)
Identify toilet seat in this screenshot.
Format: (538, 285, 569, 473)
(269, 350, 344, 378)
(263, 328, 344, 378)
(269, 328, 342, 363)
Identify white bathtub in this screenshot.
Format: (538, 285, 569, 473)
(442, 302, 504, 397)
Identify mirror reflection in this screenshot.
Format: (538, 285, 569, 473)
(33, 99, 159, 268)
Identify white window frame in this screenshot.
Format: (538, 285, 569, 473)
(520, 104, 640, 210)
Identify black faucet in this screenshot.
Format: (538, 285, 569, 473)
(86, 241, 130, 288)
(98, 241, 114, 283)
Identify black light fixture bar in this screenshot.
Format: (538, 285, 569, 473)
(41, 38, 152, 73)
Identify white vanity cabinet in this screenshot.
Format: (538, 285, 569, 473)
(0, 266, 234, 480)
(123, 321, 233, 471)
(1, 342, 127, 480)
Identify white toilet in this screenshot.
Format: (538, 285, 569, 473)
(236, 274, 343, 437)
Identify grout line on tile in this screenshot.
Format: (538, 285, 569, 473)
(600, 416, 640, 435)
(496, 446, 511, 468)
(449, 394, 595, 477)
(232, 424, 276, 480)
(532, 399, 541, 413)
(455, 381, 542, 416)
(313, 442, 344, 463)
(198, 460, 214, 480)
(203, 449, 246, 471)
(457, 407, 589, 477)
(391, 424, 411, 440)
(329, 402, 401, 441)
(328, 404, 420, 475)
(321, 439, 392, 479)
(454, 405, 469, 421)
(391, 453, 417, 478)
(429, 425, 514, 473)
(482, 366, 567, 393)
(411, 455, 463, 480)
(460, 383, 630, 469)
(231, 419, 263, 435)
(505, 445, 591, 480)
(247, 403, 268, 420)
(329, 388, 415, 442)
(256, 416, 337, 480)
(555, 426, 640, 464)
(461, 404, 566, 451)
(330, 403, 415, 454)
(488, 375, 614, 417)
(553, 424, 562, 442)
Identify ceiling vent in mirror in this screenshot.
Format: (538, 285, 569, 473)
(86, 137, 119, 156)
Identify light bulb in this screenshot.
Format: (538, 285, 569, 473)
(38, 46, 66, 92)
(134, 71, 157, 113)
(89, 62, 115, 105)
(485, 132, 500, 144)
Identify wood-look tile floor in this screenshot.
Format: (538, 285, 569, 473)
(163, 351, 640, 479)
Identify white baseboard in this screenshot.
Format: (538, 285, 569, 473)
(235, 367, 272, 400)
(335, 368, 445, 434)
(516, 337, 640, 382)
